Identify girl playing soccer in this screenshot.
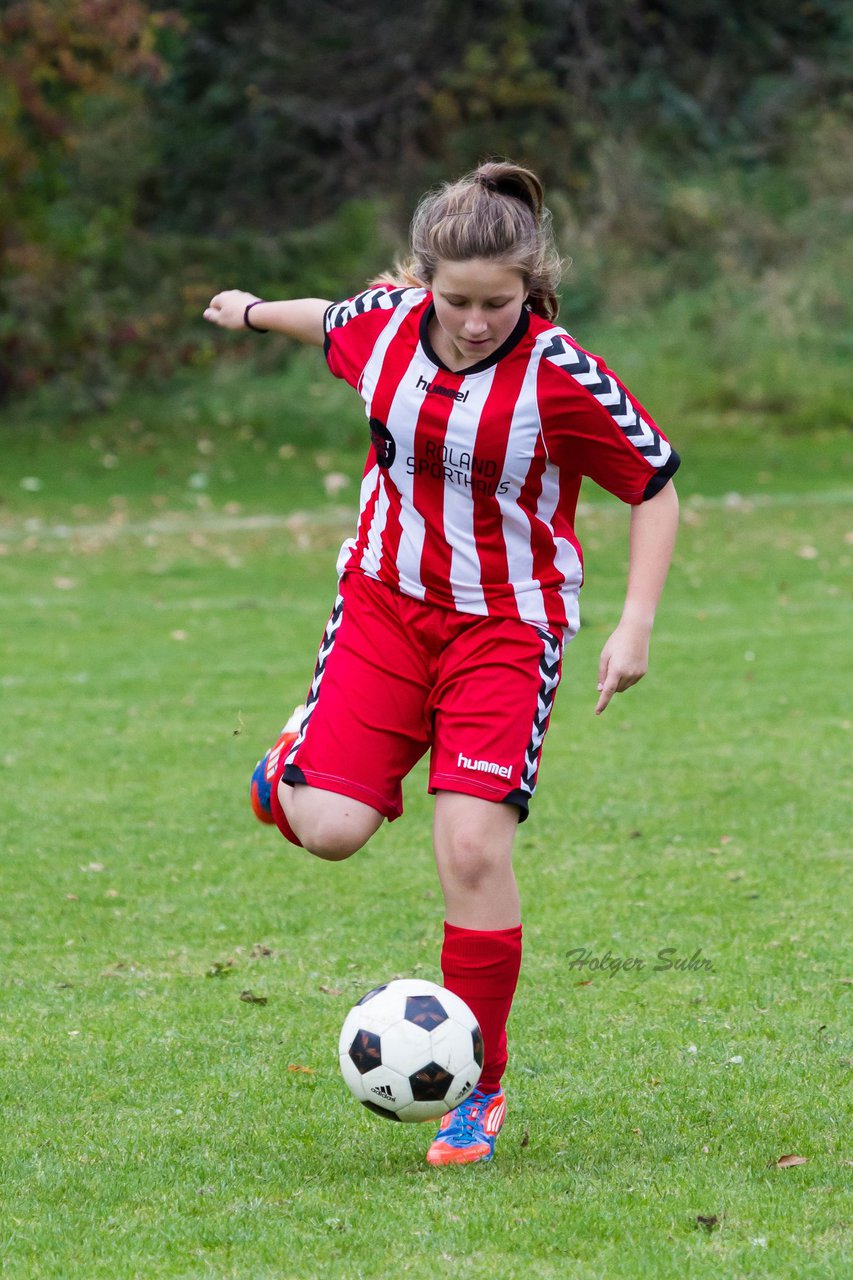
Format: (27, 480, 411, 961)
(203, 162, 680, 1166)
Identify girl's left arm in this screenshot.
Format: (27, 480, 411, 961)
(595, 480, 679, 715)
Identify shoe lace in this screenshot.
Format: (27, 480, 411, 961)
(444, 1089, 490, 1145)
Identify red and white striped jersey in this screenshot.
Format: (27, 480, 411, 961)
(323, 286, 680, 636)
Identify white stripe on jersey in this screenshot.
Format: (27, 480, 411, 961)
(499, 342, 550, 630)
(535, 459, 582, 636)
(349, 292, 428, 595)
(444, 365, 498, 615)
(348, 461, 383, 579)
(384, 346, 430, 600)
(364, 472, 395, 581)
(359, 289, 426, 408)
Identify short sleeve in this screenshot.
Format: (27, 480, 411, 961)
(323, 285, 413, 389)
(538, 334, 680, 504)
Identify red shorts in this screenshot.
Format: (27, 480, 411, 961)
(278, 571, 563, 823)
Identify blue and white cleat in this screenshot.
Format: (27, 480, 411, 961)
(249, 705, 306, 824)
(426, 1087, 506, 1166)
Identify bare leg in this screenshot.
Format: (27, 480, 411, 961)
(278, 779, 383, 861)
(432, 792, 521, 929)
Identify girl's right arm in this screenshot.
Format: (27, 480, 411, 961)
(203, 290, 330, 346)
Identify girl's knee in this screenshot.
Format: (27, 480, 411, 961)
(300, 820, 364, 861)
(441, 830, 503, 892)
(280, 783, 382, 860)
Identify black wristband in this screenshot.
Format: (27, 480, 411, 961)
(244, 300, 269, 333)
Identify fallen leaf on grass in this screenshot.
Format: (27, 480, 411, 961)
(319, 985, 343, 996)
(250, 943, 273, 958)
(772, 1154, 809, 1168)
(288, 1064, 315, 1074)
(80, 862, 105, 873)
(696, 1215, 720, 1232)
(206, 960, 235, 978)
(240, 989, 267, 1005)
(520, 1126, 530, 1148)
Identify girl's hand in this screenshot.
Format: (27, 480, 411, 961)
(595, 620, 651, 715)
(203, 289, 260, 330)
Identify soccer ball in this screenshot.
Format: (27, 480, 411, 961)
(338, 979, 484, 1122)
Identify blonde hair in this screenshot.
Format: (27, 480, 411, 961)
(387, 161, 562, 321)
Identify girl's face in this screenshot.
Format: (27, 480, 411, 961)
(430, 259, 527, 370)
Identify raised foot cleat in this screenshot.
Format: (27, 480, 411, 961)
(249, 705, 306, 824)
(426, 1087, 506, 1166)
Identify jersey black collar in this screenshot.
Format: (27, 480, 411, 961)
(419, 301, 530, 376)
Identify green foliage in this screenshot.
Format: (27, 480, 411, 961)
(2, 0, 853, 410)
(0, 0, 172, 399)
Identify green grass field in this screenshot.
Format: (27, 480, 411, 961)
(1, 354, 851, 1279)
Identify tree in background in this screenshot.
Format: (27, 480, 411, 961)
(2, 0, 851, 408)
(146, 0, 852, 227)
(0, 0, 173, 401)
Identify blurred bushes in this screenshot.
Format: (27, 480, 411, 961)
(2, 0, 852, 414)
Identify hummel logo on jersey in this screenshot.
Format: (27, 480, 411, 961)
(457, 752, 512, 780)
(416, 373, 469, 403)
(371, 1084, 395, 1100)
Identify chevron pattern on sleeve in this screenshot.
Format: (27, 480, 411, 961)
(284, 593, 345, 767)
(541, 332, 672, 466)
(324, 287, 413, 335)
(519, 629, 563, 798)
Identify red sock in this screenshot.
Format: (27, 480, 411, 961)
(440, 921, 522, 1094)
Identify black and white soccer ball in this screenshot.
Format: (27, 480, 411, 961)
(339, 978, 484, 1122)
